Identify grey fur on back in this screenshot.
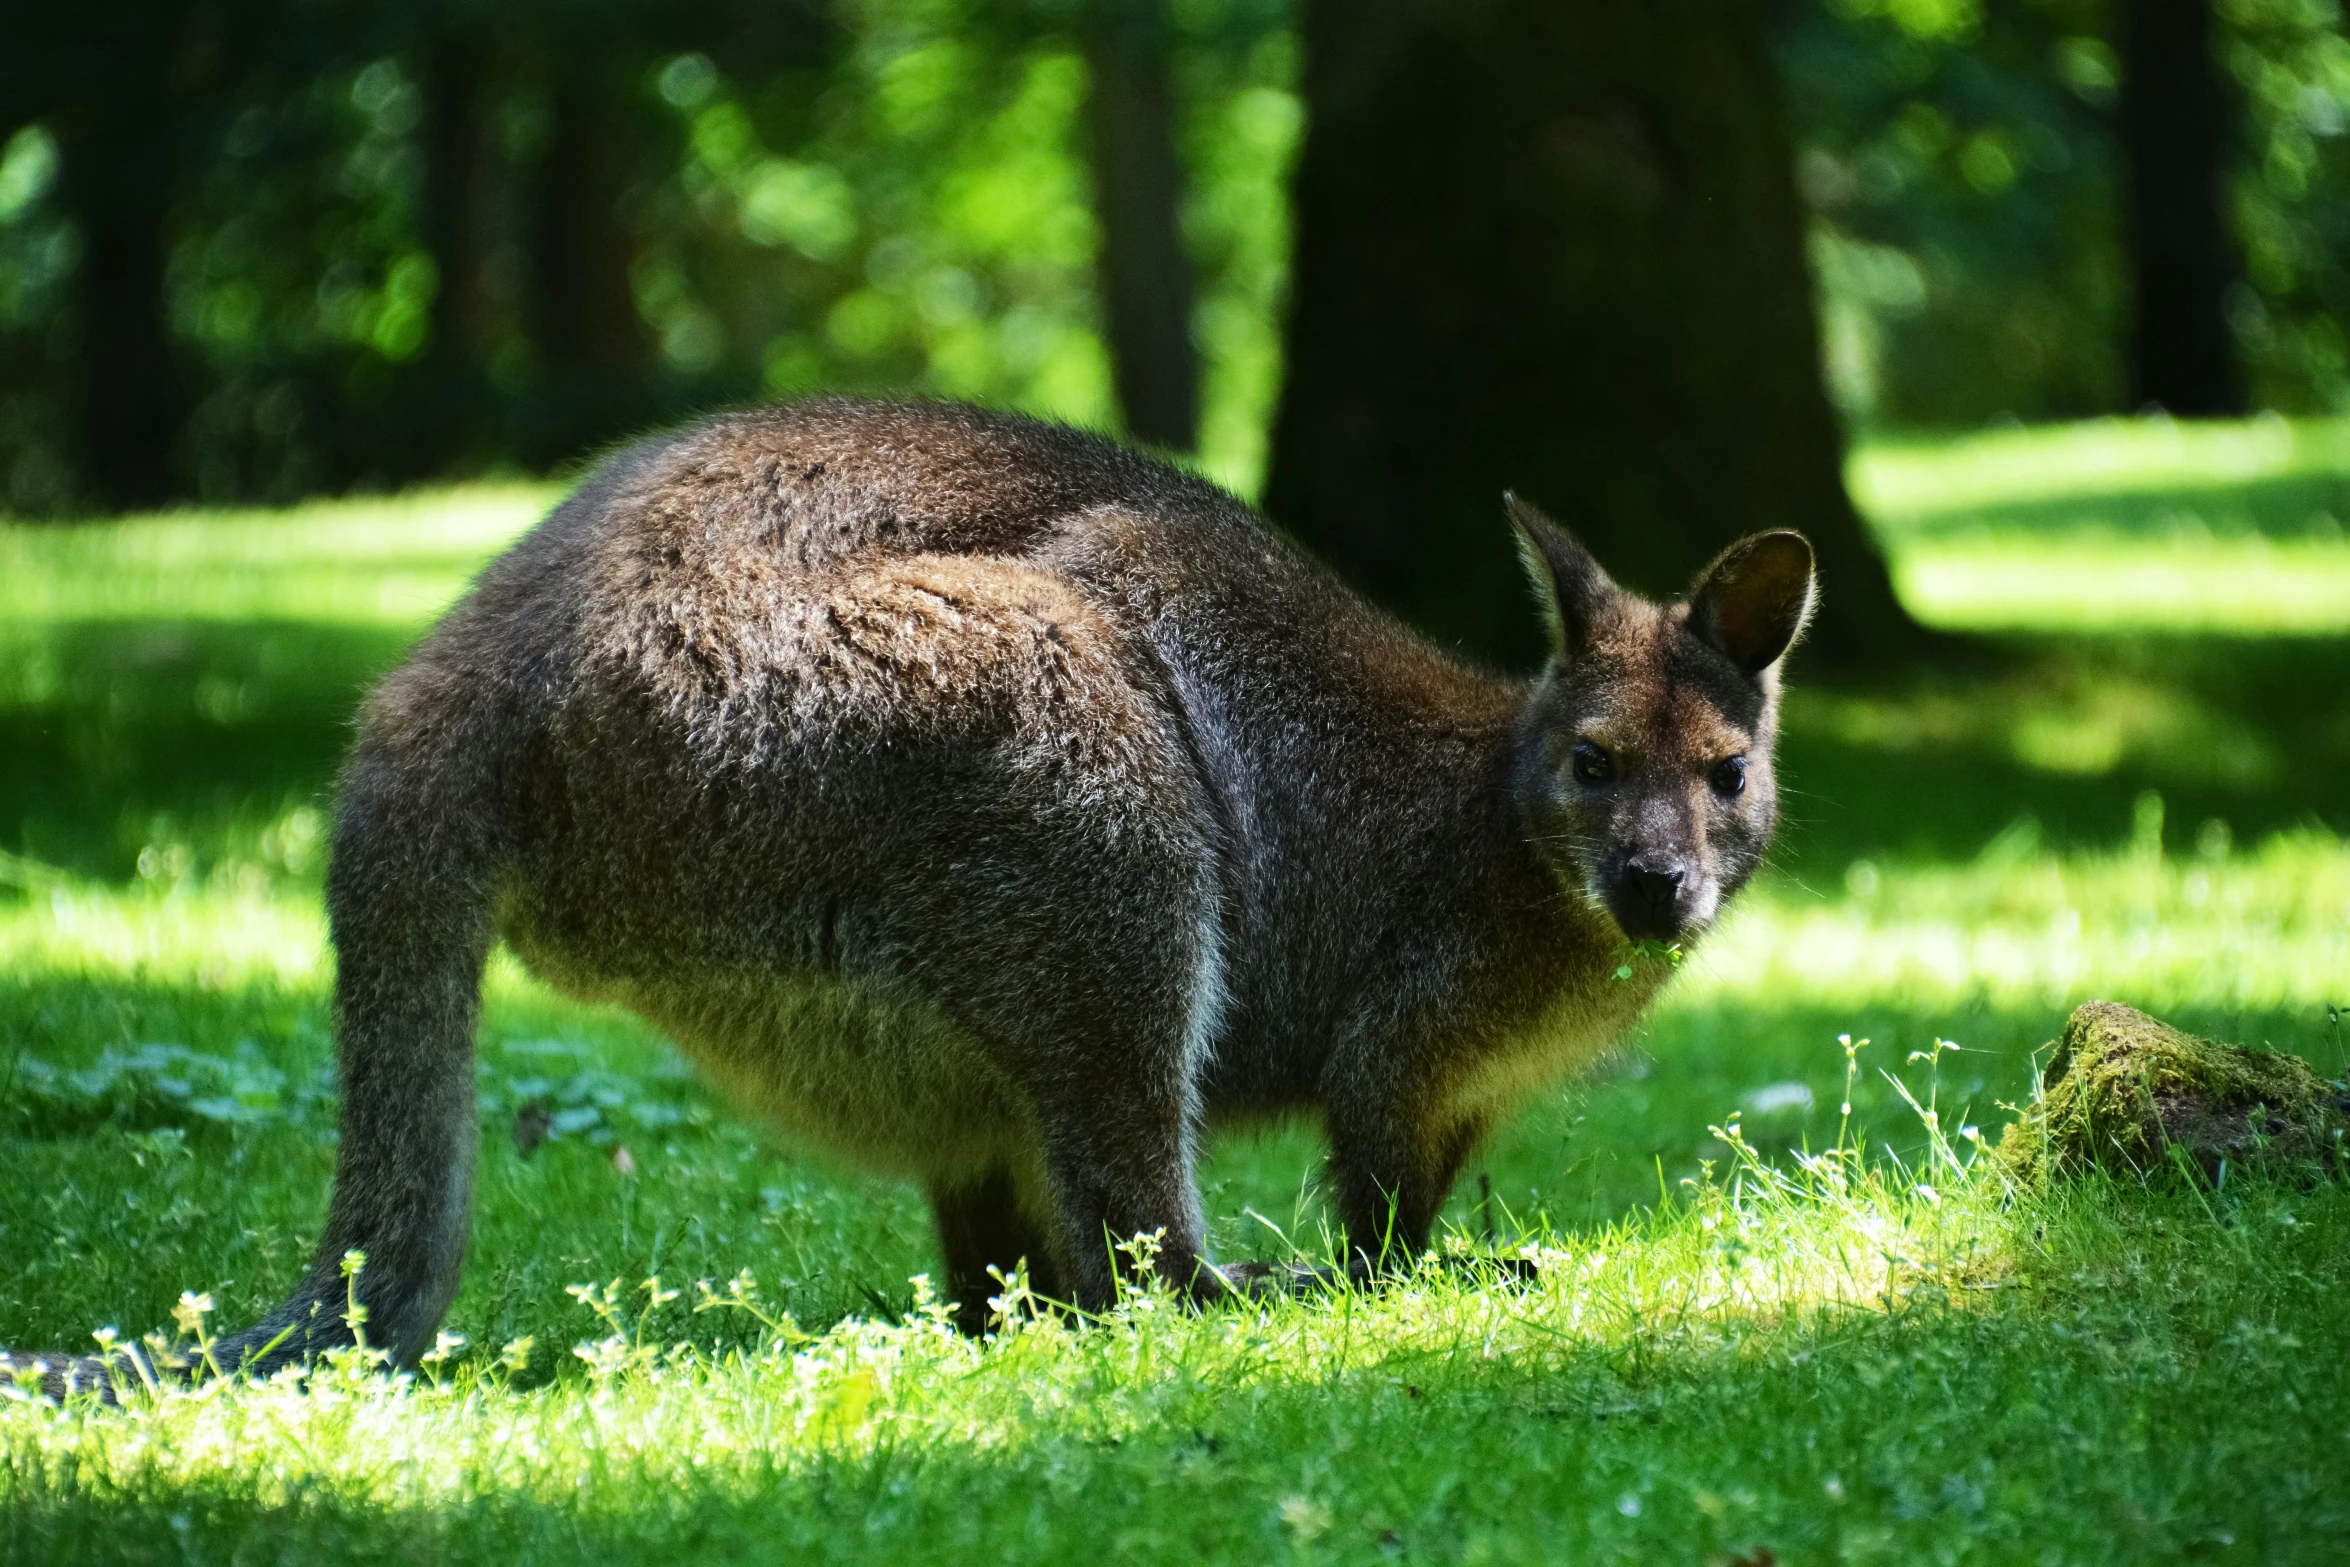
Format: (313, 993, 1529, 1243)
(21, 398, 1816, 1387)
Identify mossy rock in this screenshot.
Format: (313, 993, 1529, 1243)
(1994, 1001, 2350, 1188)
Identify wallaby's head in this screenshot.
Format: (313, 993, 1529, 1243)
(1506, 496, 1817, 946)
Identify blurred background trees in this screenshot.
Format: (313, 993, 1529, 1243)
(1265, 0, 1912, 663)
(3, 0, 2349, 658)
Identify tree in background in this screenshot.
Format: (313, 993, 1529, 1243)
(2122, 0, 2245, 415)
(1082, 0, 1200, 452)
(7, 0, 2350, 521)
(1780, 0, 2127, 428)
(1265, 0, 1916, 667)
(1, 0, 231, 510)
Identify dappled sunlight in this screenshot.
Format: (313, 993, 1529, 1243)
(1849, 414, 2350, 526)
(1852, 415, 2350, 632)
(0, 487, 554, 625)
(2, 1136, 2011, 1506)
(1688, 828, 2350, 1011)
(1, 880, 328, 991)
(1896, 537, 2350, 633)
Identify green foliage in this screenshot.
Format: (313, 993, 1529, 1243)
(1785, 0, 2128, 425)
(0, 0, 1302, 513)
(2224, 0, 2350, 410)
(3, 1042, 309, 1137)
(1787, 0, 2350, 426)
(11, 0, 2350, 514)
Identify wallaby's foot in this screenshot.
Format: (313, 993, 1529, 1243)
(1218, 1252, 1542, 1301)
(930, 1169, 1066, 1336)
(10, 1341, 185, 1406)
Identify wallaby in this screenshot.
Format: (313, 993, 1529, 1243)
(21, 397, 1814, 1385)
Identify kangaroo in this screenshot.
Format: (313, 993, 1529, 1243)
(21, 397, 1814, 1384)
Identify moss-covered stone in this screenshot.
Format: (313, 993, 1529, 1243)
(1994, 1001, 2350, 1188)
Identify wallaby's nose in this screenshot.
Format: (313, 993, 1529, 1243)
(1614, 858, 1687, 940)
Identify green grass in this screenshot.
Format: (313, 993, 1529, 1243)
(5, 416, 2350, 1563)
(1853, 415, 2350, 631)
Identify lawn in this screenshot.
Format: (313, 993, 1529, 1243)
(4, 416, 2348, 1564)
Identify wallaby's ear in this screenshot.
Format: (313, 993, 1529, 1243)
(1506, 493, 1617, 658)
(1686, 530, 1817, 676)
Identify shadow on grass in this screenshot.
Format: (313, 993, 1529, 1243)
(0, 619, 419, 882)
(1776, 634, 2350, 877)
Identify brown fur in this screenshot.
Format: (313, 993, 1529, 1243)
(22, 398, 1816, 1387)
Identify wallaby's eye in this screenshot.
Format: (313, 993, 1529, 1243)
(1710, 756, 1748, 798)
(1572, 742, 1613, 786)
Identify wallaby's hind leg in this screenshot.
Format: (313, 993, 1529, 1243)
(929, 1169, 1064, 1334)
(1323, 1097, 1491, 1277)
(1031, 1075, 1224, 1315)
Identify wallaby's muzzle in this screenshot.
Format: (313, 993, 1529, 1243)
(1602, 850, 1716, 942)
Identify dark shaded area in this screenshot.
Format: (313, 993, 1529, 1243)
(1083, 0, 1200, 453)
(0, 621, 418, 880)
(1263, 0, 1913, 669)
(10, 0, 235, 511)
(2121, 0, 2245, 417)
(1771, 635, 2350, 878)
(0, 0, 843, 512)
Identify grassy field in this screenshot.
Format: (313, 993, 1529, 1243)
(4, 416, 2348, 1563)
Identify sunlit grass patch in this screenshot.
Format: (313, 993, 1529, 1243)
(0, 485, 556, 625)
(0, 1125, 2006, 1509)
(1892, 536, 2350, 633)
(1851, 414, 2350, 633)
(7, 1129, 2346, 1563)
(1850, 412, 2350, 523)
(1890, 536, 2350, 633)
(1693, 824, 2350, 1013)
(0, 878, 329, 991)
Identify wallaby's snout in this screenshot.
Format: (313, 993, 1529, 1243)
(1608, 851, 1699, 942)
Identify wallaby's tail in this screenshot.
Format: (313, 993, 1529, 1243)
(234, 688, 512, 1374)
(21, 670, 512, 1400)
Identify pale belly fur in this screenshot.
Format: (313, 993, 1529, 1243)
(504, 928, 1033, 1185)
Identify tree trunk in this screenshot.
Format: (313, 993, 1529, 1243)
(532, 74, 645, 370)
(51, 0, 188, 517)
(1264, 0, 1914, 669)
(524, 69, 649, 464)
(1082, 0, 1200, 452)
(422, 38, 495, 372)
(417, 34, 498, 470)
(2121, 0, 2244, 416)
(69, 135, 179, 513)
